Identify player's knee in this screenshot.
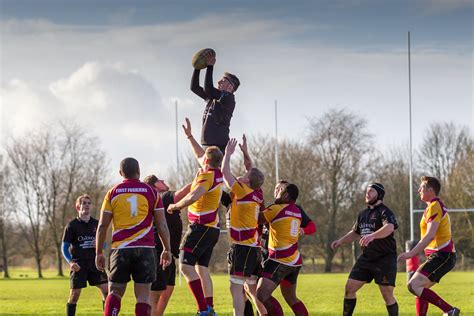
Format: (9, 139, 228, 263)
(256, 289, 268, 303)
(69, 289, 81, 303)
(407, 280, 417, 295)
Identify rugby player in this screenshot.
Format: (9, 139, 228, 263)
(167, 118, 223, 315)
(96, 158, 172, 316)
(221, 138, 267, 316)
(398, 176, 459, 316)
(190, 50, 240, 153)
(261, 180, 316, 316)
(143, 175, 191, 316)
(256, 182, 308, 316)
(331, 183, 399, 316)
(62, 194, 108, 316)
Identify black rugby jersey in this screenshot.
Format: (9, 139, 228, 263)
(352, 203, 398, 259)
(62, 217, 99, 261)
(154, 191, 183, 258)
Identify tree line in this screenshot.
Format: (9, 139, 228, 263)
(1, 109, 472, 278)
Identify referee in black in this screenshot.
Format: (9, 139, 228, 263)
(331, 183, 399, 316)
(62, 194, 108, 316)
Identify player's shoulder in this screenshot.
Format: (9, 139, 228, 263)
(427, 199, 443, 213)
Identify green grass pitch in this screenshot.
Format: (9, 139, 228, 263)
(0, 269, 473, 315)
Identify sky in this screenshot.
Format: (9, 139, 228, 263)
(1, 0, 472, 183)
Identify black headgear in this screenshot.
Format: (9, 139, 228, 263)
(369, 182, 385, 200)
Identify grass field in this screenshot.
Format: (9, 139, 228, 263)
(0, 268, 473, 315)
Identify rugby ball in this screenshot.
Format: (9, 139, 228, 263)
(192, 48, 216, 70)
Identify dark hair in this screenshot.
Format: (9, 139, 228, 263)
(120, 157, 140, 179)
(224, 72, 240, 91)
(281, 183, 299, 202)
(143, 174, 158, 186)
(248, 168, 265, 190)
(75, 194, 91, 209)
(421, 176, 441, 195)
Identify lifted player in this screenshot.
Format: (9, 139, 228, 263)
(398, 176, 459, 316)
(331, 183, 399, 316)
(62, 194, 108, 316)
(96, 158, 171, 316)
(190, 50, 240, 153)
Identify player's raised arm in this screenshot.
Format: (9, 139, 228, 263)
(239, 134, 253, 171)
(204, 53, 221, 99)
(167, 186, 207, 213)
(190, 68, 207, 100)
(182, 118, 205, 165)
(221, 138, 238, 188)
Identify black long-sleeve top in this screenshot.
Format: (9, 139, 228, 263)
(190, 65, 235, 147)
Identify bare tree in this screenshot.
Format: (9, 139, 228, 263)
(7, 123, 110, 276)
(308, 109, 371, 272)
(418, 122, 472, 183)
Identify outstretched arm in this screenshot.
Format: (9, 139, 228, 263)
(182, 118, 205, 166)
(191, 69, 207, 99)
(167, 186, 207, 212)
(239, 134, 252, 171)
(222, 138, 238, 188)
(330, 230, 360, 250)
(204, 53, 221, 99)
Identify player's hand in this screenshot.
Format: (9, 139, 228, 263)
(331, 239, 342, 250)
(359, 234, 375, 247)
(160, 250, 172, 269)
(239, 134, 248, 154)
(182, 118, 192, 138)
(69, 261, 81, 272)
(167, 203, 180, 213)
(397, 251, 414, 262)
(225, 138, 237, 155)
(206, 51, 216, 66)
(95, 253, 106, 272)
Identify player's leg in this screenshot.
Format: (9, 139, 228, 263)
(196, 265, 214, 307)
(374, 254, 398, 315)
(96, 283, 109, 310)
(229, 276, 246, 316)
(155, 259, 177, 316)
(67, 264, 87, 316)
(280, 267, 308, 316)
(106, 283, 127, 316)
(150, 251, 168, 316)
(133, 282, 152, 316)
(149, 290, 163, 316)
(67, 288, 81, 316)
(155, 286, 174, 316)
(180, 255, 208, 312)
(195, 227, 219, 309)
(256, 277, 281, 316)
(408, 252, 458, 315)
(87, 260, 109, 310)
(343, 254, 373, 316)
(131, 248, 158, 316)
(245, 280, 266, 316)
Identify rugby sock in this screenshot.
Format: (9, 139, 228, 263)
(66, 303, 76, 316)
(416, 297, 429, 316)
(420, 288, 453, 312)
(188, 279, 207, 311)
(104, 294, 121, 316)
(343, 298, 356, 316)
(291, 301, 309, 316)
(135, 302, 151, 316)
(386, 302, 398, 316)
(244, 299, 255, 316)
(263, 296, 283, 316)
(205, 296, 214, 308)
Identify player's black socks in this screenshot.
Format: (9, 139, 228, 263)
(386, 302, 398, 316)
(343, 298, 356, 316)
(66, 303, 76, 316)
(244, 299, 255, 316)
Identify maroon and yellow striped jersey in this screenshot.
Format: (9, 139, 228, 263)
(187, 168, 223, 228)
(421, 198, 455, 256)
(101, 179, 163, 249)
(263, 203, 302, 266)
(229, 181, 264, 246)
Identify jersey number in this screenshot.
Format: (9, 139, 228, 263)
(290, 219, 299, 237)
(127, 195, 138, 217)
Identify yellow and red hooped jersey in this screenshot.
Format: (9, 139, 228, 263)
(101, 179, 163, 249)
(229, 181, 264, 246)
(421, 198, 455, 256)
(263, 203, 302, 266)
(187, 168, 223, 228)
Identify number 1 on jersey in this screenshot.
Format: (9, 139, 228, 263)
(127, 195, 138, 217)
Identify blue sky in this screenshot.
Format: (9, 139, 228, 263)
(1, 0, 472, 182)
